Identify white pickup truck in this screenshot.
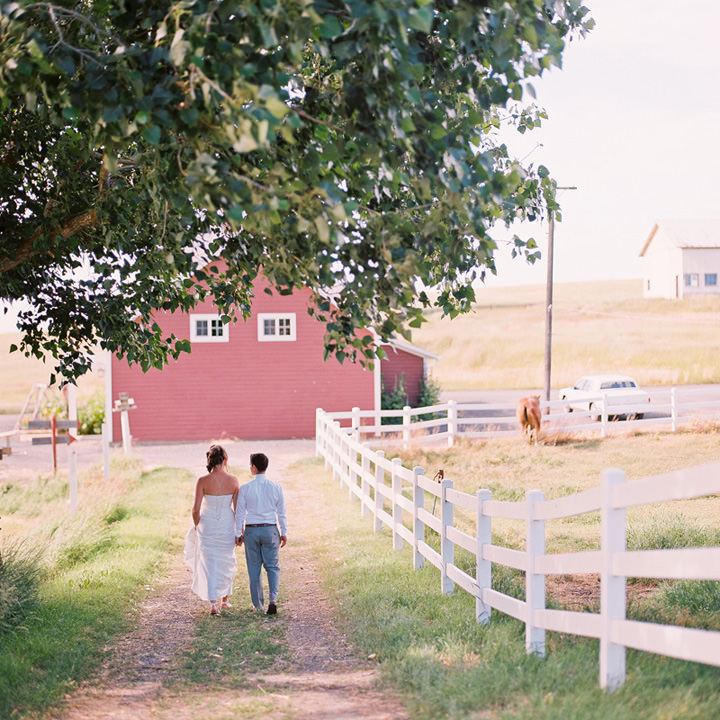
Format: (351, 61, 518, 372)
(558, 374, 652, 420)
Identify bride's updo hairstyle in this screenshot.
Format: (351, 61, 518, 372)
(206, 444, 228, 472)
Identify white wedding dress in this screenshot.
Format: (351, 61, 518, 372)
(184, 494, 237, 602)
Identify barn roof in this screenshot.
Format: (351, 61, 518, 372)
(383, 337, 439, 362)
(639, 219, 720, 256)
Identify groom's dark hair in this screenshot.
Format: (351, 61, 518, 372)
(251, 452, 269, 473)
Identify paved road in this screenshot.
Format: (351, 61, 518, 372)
(0, 415, 315, 480)
(441, 385, 720, 431)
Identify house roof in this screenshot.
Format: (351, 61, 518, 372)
(639, 219, 720, 256)
(383, 337, 439, 362)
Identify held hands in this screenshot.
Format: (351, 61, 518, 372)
(236, 535, 244, 546)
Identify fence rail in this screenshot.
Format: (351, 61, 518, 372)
(323, 387, 720, 446)
(315, 408, 720, 690)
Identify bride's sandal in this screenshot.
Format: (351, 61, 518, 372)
(210, 602, 220, 615)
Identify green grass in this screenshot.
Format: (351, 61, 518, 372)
(0, 458, 190, 718)
(292, 438, 720, 720)
(412, 279, 720, 390)
(180, 610, 285, 685)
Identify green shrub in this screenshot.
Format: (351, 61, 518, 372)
(382, 373, 444, 424)
(78, 391, 105, 435)
(417, 374, 442, 408)
(416, 374, 442, 421)
(381, 373, 408, 425)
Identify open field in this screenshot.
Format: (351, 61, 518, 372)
(0, 334, 104, 414)
(412, 279, 720, 391)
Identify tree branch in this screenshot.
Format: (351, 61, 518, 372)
(0, 209, 98, 275)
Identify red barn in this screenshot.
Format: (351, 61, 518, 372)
(106, 276, 437, 442)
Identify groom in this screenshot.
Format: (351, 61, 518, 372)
(235, 452, 288, 615)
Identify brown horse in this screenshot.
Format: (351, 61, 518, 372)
(516, 395, 541, 445)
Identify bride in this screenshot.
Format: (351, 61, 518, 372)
(184, 444, 240, 615)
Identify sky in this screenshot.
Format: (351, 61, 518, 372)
(2, 1, 719, 331)
(485, 0, 720, 286)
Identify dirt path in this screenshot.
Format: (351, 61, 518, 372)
(52, 444, 408, 720)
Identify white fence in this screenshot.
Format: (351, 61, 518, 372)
(315, 409, 720, 690)
(322, 386, 720, 446)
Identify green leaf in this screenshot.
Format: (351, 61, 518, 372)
(142, 126, 161, 146)
(408, 6, 434, 33)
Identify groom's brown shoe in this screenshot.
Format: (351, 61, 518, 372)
(266, 602, 277, 615)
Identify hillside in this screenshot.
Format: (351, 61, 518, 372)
(411, 279, 720, 391)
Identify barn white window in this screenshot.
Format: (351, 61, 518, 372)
(705, 273, 717, 287)
(190, 314, 229, 343)
(257, 313, 296, 342)
(684, 273, 699, 288)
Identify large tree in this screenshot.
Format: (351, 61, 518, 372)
(0, 0, 592, 380)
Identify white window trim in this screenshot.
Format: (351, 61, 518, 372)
(190, 313, 229, 343)
(257, 312, 297, 342)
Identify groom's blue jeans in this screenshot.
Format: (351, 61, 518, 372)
(243, 525, 280, 611)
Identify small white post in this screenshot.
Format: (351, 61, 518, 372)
(120, 408, 131, 455)
(413, 466, 425, 570)
(600, 467, 627, 691)
(440, 477, 454, 595)
(447, 400, 457, 448)
(66, 383, 78, 515)
(361, 451, 370, 518)
(315, 408, 322, 458)
(525, 489, 546, 656)
(102, 421, 110, 481)
(402, 405, 411, 448)
(671, 387, 678, 432)
(373, 451, 384, 534)
(476, 489, 493, 624)
(600, 394, 608, 438)
(392, 457, 403, 550)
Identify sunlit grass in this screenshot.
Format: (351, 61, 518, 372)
(293, 451, 720, 720)
(0, 456, 190, 718)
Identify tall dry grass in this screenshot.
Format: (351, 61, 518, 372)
(0, 333, 104, 414)
(412, 279, 720, 390)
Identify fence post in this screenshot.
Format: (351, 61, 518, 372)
(332, 421, 342, 481)
(402, 405, 411, 448)
(373, 451, 384, 534)
(413, 466, 425, 570)
(351, 406, 360, 442)
(600, 467, 627, 691)
(66, 382, 78, 515)
(315, 408, 322, 458)
(348, 435, 357, 503)
(525, 489, 546, 656)
(440, 477, 454, 595)
(600, 394, 608, 438)
(392, 457, 403, 550)
(671, 386, 678, 432)
(361, 450, 370, 518)
(447, 400, 457, 448)
(476, 489, 492, 624)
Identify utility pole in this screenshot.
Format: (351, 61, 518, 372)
(543, 187, 577, 407)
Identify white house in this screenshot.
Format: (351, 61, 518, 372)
(639, 220, 720, 299)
